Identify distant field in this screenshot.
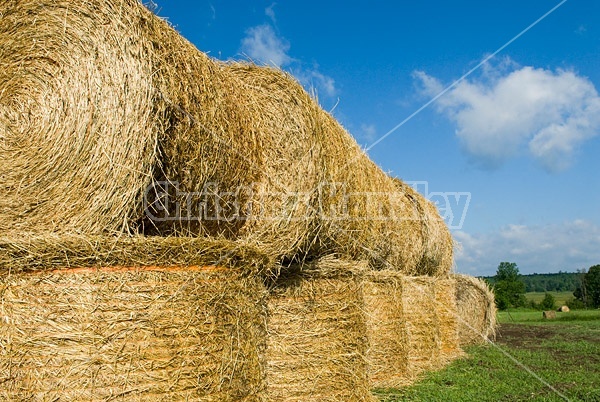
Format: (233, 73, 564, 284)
(375, 309, 600, 401)
(497, 309, 600, 323)
(525, 291, 574, 306)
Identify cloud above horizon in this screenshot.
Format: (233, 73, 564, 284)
(415, 62, 600, 172)
(240, 6, 337, 98)
(241, 24, 291, 67)
(454, 220, 600, 276)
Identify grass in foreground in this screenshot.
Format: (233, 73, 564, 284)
(374, 310, 600, 402)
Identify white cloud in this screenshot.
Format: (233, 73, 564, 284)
(240, 22, 337, 98)
(454, 220, 600, 276)
(292, 68, 337, 98)
(360, 123, 377, 141)
(241, 24, 291, 67)
(415, 62, 600, 172)
(265, 3, 277, 24)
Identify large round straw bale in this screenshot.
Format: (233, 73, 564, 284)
(454, 274, 497, 345)
(314, 112, 453, 274)
(192, 63, 324, 259)
(1, 0, 452, 275)
(0, 0, 158, 236)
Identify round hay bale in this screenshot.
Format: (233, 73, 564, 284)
(0, 0, 158, 236)
(454, 274, 497, 345)
(313, 113, 453, 274)
(0, 0, 452, 275)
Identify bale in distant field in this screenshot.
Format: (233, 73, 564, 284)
(454, 274, 497, 345)
(266, 257, 374, 401)
(543, 310, 557, 319)
(0, 236, 270, 401)
(0, 0, 452, 275)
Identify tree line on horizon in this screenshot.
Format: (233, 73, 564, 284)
(484, 262, 600, 310)
(484, 270, 581, 293)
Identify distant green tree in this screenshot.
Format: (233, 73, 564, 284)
(584, 265, 600, 308)
(493, 262, 526, 310)
(540, 293, 556, 310)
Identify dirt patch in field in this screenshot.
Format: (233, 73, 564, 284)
(496, 324, 556, 348)
(497, 323, 600, 349)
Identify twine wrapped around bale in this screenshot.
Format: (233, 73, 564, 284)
(454, 274, 497, 345)
(363, 270, 409, 388)
(0, 236, 270, 401)
(0, 0, 453, 275)
(266, 257, 375, 402)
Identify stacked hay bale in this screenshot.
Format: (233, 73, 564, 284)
(454, 274, 497, 345)
(364, 273, 463, 388)
(266, 258, 374, 401)
(0, 0, 469, 398)
(0, 236, 271, 401)
(0, 0, 452, 275)
(363, 271, 409, 388)
(0, 0, 157, 236)
(433, 277, 463, 363)
(401, 276, 442, 378)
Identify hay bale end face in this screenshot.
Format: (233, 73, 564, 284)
(0, 0, 158, 236)
(401, 276, 442, 378)
(433, 277, 462, 365)
(454, 274, 497, 346)
(363, 271, 409, 388)
(558, 305, 570, 313)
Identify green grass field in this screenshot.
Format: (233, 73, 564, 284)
(374, 309, 600, 401)
(525, 291, 574, 306)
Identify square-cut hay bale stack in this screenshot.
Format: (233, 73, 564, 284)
(433, 277, 463, 364)
(0, 0, 471, 397)
(266, 258, 375, 402)
(0, 235, 271, 401)
(364, 272, 462, 389)
(401, 276, 442, 378)
(363, 271, 408, 388)
(453, 274, 497, 346)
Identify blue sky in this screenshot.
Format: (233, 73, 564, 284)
(152, 0, 600, 276)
